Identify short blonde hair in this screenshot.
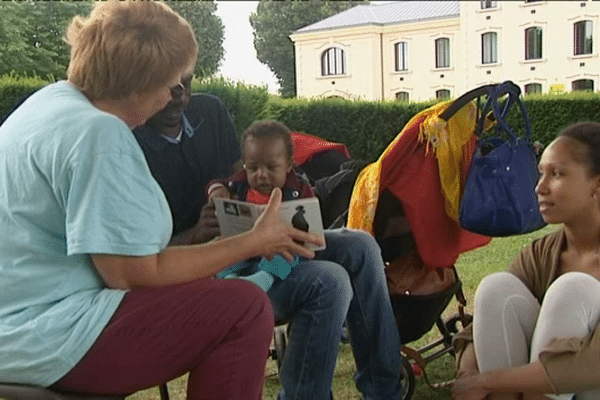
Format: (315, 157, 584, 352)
(66, 0, 198, 100)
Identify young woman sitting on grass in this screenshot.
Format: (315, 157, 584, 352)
(453, 121, 600, 400)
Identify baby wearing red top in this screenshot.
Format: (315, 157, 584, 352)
(208, 120, 315, 290)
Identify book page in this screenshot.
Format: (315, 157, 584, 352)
(213, 197, 326, 251)
(213, 198, 261, 238)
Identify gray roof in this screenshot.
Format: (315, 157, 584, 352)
(294, 1, 460, 34)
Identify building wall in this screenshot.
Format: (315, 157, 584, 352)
(462, 0, 599, 94)
(291, 0, 599, 102)
(292, 27, 384, 100)
(381, 17, 461, 102)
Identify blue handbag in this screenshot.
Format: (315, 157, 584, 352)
(459, 81, 546, 237)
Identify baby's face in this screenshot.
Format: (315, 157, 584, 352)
(243, 137, 292, 196)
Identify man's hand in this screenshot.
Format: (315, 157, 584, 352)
(191, 201, 221, 243)
(169, 201, 221, 245)
(208, 186, 231, 200)
(189, 184, 231, 244)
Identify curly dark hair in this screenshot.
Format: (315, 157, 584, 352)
(241, 120, 294, 160)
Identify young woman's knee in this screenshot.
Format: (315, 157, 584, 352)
(475, 272, 525, 307)
(541, 272, 600, 324)
(545, 272, 600, 300)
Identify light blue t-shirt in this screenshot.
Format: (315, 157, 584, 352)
(0, 82, 172, 385)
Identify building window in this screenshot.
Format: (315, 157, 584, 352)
(435, 38, 450, 68)
(394, 42, 408, 72)
(481, 0, 497, 9)
(395, 92, 409, 102)
(436, 89, 451, 99)
(482, 32, 498, 64)
(525, 27, 543, 60)
(572, 79, 594, 91)
(524, 83, 542, 94)
(321, 47, 346, 76)
(574, 20, 593, 55)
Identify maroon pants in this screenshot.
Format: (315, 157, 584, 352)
(51, 278, 274, 400)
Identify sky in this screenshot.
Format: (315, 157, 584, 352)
(214, 1, 280, 93)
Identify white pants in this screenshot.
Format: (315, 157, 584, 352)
(473, 272, 600, 400)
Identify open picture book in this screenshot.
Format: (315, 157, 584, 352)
(213, 197, 326, 251)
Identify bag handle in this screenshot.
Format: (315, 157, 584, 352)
(476, 81, 532, 144)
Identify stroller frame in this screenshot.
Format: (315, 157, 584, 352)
(397, 270, 472, 394)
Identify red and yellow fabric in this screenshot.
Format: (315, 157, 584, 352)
(347, 100, 491, 269)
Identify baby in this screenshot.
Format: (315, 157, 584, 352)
(208, 120, 315, 290)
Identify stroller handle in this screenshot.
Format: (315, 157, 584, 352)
(439, 83, 495, 121)
(439, 81, 522, 122)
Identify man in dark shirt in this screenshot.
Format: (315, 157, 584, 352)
(133, 73, 239, 244)
(133, 78, 403, 400)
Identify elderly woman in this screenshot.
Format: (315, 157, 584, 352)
(453, 122, 600, 400)
(0, 2, 322, 399)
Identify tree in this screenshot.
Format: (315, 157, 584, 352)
(0, 1, 93, 79)
(250, 0, 366, 98)
(0, 1, 224, 80)
(166, 1, 225, 78)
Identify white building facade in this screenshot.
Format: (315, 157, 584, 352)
(290, 0, 599, 102)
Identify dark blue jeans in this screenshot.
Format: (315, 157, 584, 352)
(268, 228, 402, 400)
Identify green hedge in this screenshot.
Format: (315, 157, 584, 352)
(263, 96, 435, 162)
(0, 75, 271, 137)
(264, 92, 600, 162)
(518, 92, 600, 146)
(0, 75, 49, 119)
(2, 74, 600, 163)
(193, 77, 270, 136)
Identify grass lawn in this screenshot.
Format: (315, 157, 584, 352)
(127, 224, 557, 400)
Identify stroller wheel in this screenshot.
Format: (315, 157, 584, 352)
(399, 356, 416, 400)
(444, 313, 473, 334)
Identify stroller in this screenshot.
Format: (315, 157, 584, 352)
(346, 82, 540, 398)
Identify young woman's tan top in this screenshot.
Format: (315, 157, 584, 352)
(453, 227, 600, 394)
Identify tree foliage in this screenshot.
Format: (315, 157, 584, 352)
(0, 1, 93, 79)
(166, 1, 225, 78)
(250, 0, 366, 98)
(0, 0, 224, 80)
